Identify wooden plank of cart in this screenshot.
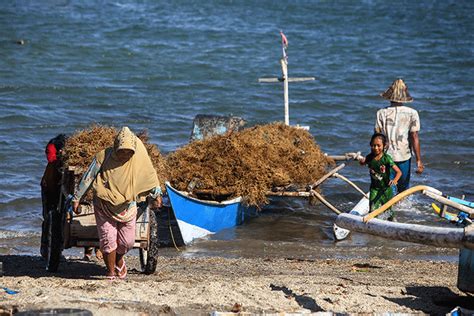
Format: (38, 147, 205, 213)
(43, 165, 159, 274)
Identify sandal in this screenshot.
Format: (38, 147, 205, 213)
(106, 275, 116, 281)
(115, 260, 127, 279)
(95, 248, 103, 260)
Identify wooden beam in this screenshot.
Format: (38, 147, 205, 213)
(267, 191, 311, 197)
(309, 163, 346, 190)
(310, 190, 341, 214)
(333, 173, 368, 199)
(258, 77, 316, 83)
(424, 191, 474, 216)
(326, 152, 362, 161)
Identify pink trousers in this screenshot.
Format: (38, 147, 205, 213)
(94, 204, 136, 255)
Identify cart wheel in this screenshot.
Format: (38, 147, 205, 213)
(46, 207, 65, 272)
(140, 209, 159, 274)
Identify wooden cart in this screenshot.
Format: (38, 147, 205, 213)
(43, 166, 160, 274)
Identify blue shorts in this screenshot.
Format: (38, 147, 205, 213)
(390, 158, 411, 194)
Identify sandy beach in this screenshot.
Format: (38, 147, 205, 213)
(0, 254, 472, 315)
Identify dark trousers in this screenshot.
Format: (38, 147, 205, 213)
(390, 158, 411, 195)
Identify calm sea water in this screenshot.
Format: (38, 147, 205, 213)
(1, 1, 473, 261)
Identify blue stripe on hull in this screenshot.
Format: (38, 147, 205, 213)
(166, 182, 254, 244)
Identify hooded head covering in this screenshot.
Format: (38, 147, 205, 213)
(93, 127, 159, 222)
(45, 143, 57, 163)
(380, 78, 413, 103)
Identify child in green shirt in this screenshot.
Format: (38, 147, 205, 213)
(359, 133, 402, 220)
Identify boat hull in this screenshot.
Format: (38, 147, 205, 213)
(333, 194, 369, 241)
(165, 182, 254, 244)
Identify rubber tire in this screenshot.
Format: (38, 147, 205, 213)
(141, 209, 159, 274)
(45, 206, 65, 272)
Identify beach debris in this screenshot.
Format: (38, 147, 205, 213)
(0, 305, 19, 315)
(230, 303, 242, 313)
(351, 263, 382, 273)
(449, 306, 474, 315)
(168, 123, 333, 207)
(2, 287, 19, 295)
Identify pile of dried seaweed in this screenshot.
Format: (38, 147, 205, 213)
(63, 125, 169, 190)
(63, 123, 333, 208)
(167, 123, 333, 207)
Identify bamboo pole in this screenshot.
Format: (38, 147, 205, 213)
(363, 185, 442, 222)
(193, 189, 312, 198)
(310, 190, 341, 215)
(424, 191, 474, 216)
(326, 152, 362, 161)
(309, 163, 346, 190)
(258, 77, 315, 83)
(337, 213, 469, 248)
(267, 191, 311, 197)
(188, 163, 345, 202)
(332, 173, 368, 199)
(280, 58, 289, 125)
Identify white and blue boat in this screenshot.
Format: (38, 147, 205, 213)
(165, 181, 255, 245)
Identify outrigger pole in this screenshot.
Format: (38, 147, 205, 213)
(258, 31, 315, 126)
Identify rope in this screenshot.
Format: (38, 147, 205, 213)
(167, 207, 181, 251)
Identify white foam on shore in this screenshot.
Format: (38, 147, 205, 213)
(0, 230, 37, 239)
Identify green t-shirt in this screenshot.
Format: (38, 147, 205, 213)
(366, 152, 395, 190)
(365, 152, 396, 216)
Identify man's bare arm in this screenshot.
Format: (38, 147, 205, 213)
(410, 131, 424, 174)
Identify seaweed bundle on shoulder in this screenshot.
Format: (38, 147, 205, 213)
(167, 123, 334, 207)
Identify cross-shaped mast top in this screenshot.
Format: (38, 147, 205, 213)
(258, 31, 315, 126)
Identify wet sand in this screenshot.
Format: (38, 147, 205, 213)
(0, 254, 473, 315)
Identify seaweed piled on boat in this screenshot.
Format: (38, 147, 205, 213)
(167, 123, 334, 207)
(63, 125, 169, 194)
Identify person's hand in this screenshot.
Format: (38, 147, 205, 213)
(389, 179, 398, 187)
(72, 201, 81, 214)
(416, 160, 424, 174)
(149, 196, 162, 210)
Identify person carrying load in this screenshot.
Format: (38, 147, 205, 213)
(72, 127, 162, 280)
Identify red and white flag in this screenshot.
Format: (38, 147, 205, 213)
(280, 31, 288, 60)
(280, 31, 288, 48)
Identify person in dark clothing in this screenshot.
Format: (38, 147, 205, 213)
(40, 134, 102, 260)
(40, 134, 66, 258)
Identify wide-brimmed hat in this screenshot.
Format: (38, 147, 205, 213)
(380, 78, 413, 103)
